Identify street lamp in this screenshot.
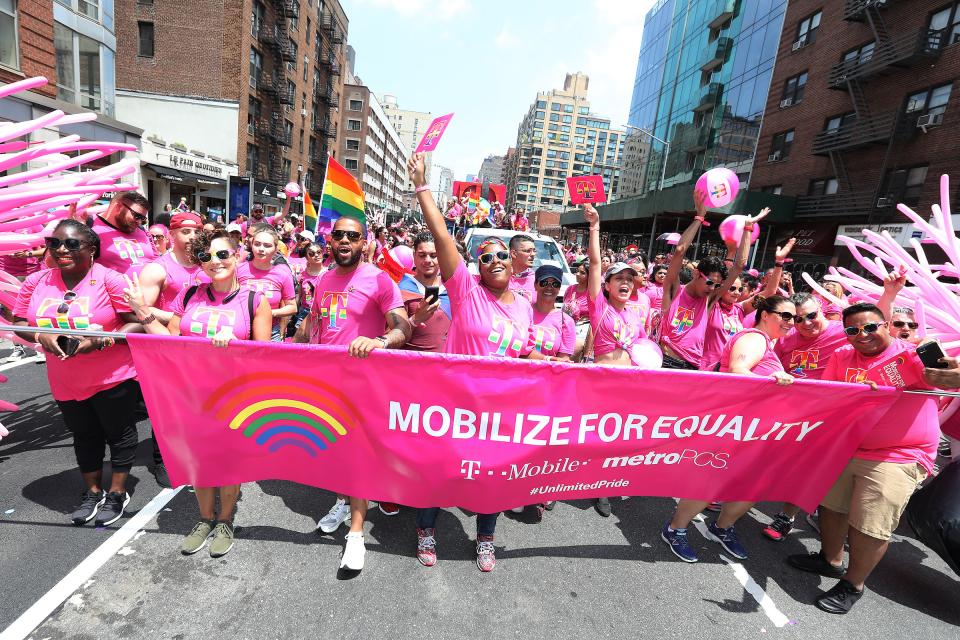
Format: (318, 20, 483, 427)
(622, 124, 672, 257)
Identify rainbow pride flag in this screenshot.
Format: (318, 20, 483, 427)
(318, 156, 365, 233)
(303, 188, 318, 233)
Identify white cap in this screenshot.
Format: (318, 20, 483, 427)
(226, 223, 242, 233)
(297, 229, 316, 242)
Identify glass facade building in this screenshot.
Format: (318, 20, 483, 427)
(627, 0, 786, 194)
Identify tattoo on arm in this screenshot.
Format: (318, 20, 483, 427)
(385, 310, 412, 347)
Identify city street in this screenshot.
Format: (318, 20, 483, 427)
(0, 353, 957, 640)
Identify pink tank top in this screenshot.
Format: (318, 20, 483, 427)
(701, 302, 747, 370)
(660, 286, 709, 366)
(719, 328, 784, 376)
(154, 252, 209, 312)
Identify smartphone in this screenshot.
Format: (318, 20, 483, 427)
(56, 335, 81, 357)
(424, 286, 440, 305)
(917, 341, 948, 369)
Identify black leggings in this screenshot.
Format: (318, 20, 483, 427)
(56, 378, 143, 474)
(661, 353, 700, 370)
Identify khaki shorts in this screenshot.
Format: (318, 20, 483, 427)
(821, 458, 926, 540)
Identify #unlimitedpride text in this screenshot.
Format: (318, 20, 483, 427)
(388, 402, 824, 446)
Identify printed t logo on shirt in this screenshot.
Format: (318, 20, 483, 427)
(189, 307, 237, 339)
(488, 316, 524, 356)
(113, 238, 145, 264)
(613, 316, 638, 348)
(671, 306, 695, 335)
(36, 296, 91, 330)
(203, 372, 363, 458)
(533, 326, 556, 353)
(844, 367, 868, 384)
(319, 292, 349, 328)
(789, 349, 820, 376)
(248, 279, 276, 299)
(722, 314, 743, 337)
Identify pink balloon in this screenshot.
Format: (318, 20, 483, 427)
(629, 339, 663, 369)
(0, 75, 47, 100)
(389, 245, 414, 271)
(284, 182, 301, 198)
(719, 215, 760, 245)
(695, 167, 740, 208)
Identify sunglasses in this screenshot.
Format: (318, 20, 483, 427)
(478, 250, 510, 265)
(843, 322, 886, 337)
(538, 279, 562, 288)
(891, 320, 918, 330)
(701, 276, 722, 289)
(307, 250, 324, 258)
(331, 230, 363, 242)
(120, 201, 148, 223)
(57, 290, 78, 314)
(794, 311, 818, 323)
(196, 249, 234, 263)
(730, 285, 745, 293)
(150, 234, 166, 241)
(45, 237, 88, 252)
(770, 311, 796, 322)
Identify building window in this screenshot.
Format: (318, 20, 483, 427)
(808, 177, 838, 196)
(0, 0, 18, 70)
(345, 158, 359, 170)
(349, 99, 363, 111)
(247, 96, 260, 132)
(842, 41, 875, 66)
(54, 23, 107, 113)
(306, 17, 311, 43)
(796, 10, 821, 46)
(78, 0, 99, 21)
(246, 144, 259, 175)
(579, 106, 589, 115)
(562, 115, 572, 124)
(252, 1, 265, 36)
(347, 119, 361, 131)
(346, 139, 360, 150)
(249, 47, 263, 86)
(138, 22, 155, 57)
(905, 83, 953, 116)
(882, 165, 929, 205)
(769, 130, 794, 160)
(824, 112, 857, 134)
(289, 0, 300, 30)
(535, 110, 545, 120)
(550, 102, 562, 111)
(930, 3, 960, 46)
(549, 113, 560, 122)
(781, 72, 807, 105)
(287, 39, 298, 70)
(284, 120, 293, 142)
(760, 185, 783, 195)
(282, 158, 292, 180)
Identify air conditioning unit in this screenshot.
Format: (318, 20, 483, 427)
(767, 151, 782, 162)
(779, 98, 794, 108)
(917, 113, 945, 132)
(247, 123, 254, 135)
(876, 197, 893, 207)
(300, 109, 307, 117)
(791, 37, 807, 52)
(248, 76, 257, 89)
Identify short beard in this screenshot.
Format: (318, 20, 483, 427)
(335, 248, 362, 267)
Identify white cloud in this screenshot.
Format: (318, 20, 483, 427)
(494, 25, 520, 49)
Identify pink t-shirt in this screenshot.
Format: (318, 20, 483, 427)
(309, 262, 403, 346)
(775, 320, 848, 380)
(236, 261, 296, 310)
(299, 269, 325, 310)
(14, 264, 136, 401)
(152, 252, 209, 312)
(91, 216, 158, 280)
(626, 290, 652, 334)
(644, 283, 664, 311)
(0, 252, 40, 278)
(287, 257, 307, 281)
(531, 307, 576, 357)
(701, 302, 748, 370)
(823, 340, 938, 472)
(660, 286, 709, 367)
(563, 287, 590, 323)
(589, 293, 647, 358)
(719, 328, 784, 376)
(171, 283, 262, 340)
(510, 271, 537, 302)
(443, 262, 534, 358)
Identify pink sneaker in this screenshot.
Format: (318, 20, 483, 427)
(476, 534, 496, 572)
(706, 501, 722, 512)
(416, 527, 437, 566)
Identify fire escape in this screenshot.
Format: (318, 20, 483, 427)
(311, 9, 342, 176)
(254, 0, 296, 185)
(796, 0, 944, 218)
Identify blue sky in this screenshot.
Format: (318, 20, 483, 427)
(344, 0, 656, 182)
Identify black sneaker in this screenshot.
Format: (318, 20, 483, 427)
(152, 464, 172, 489)
(71, 490, 106, 525)
(787, 551, 846, 579)
(594, 497, 612, 517)
(815, 579, 864, 614)
(95, 492, 130, 527)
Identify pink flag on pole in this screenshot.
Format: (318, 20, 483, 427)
(126, 335, 906, 513)
(566, 175, 607, 205)
(414, 113, 454, 153)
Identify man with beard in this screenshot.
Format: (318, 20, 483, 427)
(91, 192, 157, 280)
(293, 215, 411, 572)
(508, 234, 537, 301)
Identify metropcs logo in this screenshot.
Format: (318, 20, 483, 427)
(602, 449, 729, 470)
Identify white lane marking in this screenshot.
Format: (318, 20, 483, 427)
(0, 355, 44, 373)
(692, 520, 792, 628)
(0, 487, 182, 640)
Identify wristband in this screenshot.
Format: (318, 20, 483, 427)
(415, 185, 431, 194)
(375, 335, 389, 347)
(774, 262, 784, 267)
(744, 224, 755, 231)
(140, 314, 157, 325)
(694, 215, 711, 227)
(33, 332, 40, 343)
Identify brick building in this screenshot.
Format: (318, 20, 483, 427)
(0, 1, 56, 99)
(749, 1, 960, 245)
(114, 0, 348, 217)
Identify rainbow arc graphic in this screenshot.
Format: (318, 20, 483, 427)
(204, 373, 363, 458)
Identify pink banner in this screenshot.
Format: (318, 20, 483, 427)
(126, 335, 908, 513)
(414, 113, 454, 153)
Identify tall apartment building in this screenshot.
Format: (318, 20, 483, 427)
(505, 72, 624, 212)
(378, 94, 432, 190)
(478, 154, 506, 184)
(0, 2, 142, 193)
(338, 82, 409, 219)
(114, 0, 348, 217)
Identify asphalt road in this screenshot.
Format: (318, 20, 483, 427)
(0, 348, 958, 640)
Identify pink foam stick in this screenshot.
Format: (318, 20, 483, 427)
(0, 140, 29, 153)
(0, 210, 67, 232)
(801, 273, 846, 308)
(914, 299, 928, 339)
(0, 110, 65, 144)
(0, 149, 114, 188)
(0, 76, 47, 99)
(0, 135, 83, 172)
(56, 112, 97, 126)
(0, 182, 136, 207)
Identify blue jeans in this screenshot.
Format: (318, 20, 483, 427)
(416, 508, 499, 536)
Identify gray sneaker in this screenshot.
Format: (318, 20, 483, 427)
(209, 521, 235, 558)
(2, 344, 25, 363)
(181, 520, 214, 555)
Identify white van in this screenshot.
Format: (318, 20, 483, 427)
(462, 228, 575, 302)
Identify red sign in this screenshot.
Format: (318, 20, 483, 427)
(566, 175, 607, 205)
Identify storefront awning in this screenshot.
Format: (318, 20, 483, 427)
(145, 163, 185, 182)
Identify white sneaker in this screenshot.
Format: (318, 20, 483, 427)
(340, 531, 365, 570)
(316, 498, 351, 533)
(510, 506, 524, 513)
(2, 345, 25, 363)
